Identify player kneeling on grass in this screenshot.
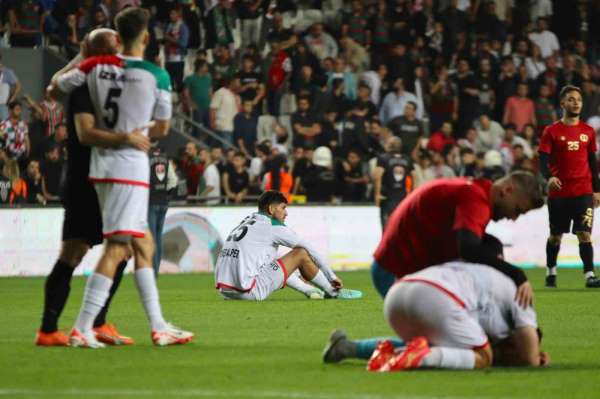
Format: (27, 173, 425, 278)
(215, 190, 362, 301)
(324, 235, 549, 371)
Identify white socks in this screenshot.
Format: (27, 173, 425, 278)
(310, 270, 336, 296)
(421, 347, 476, 369)
(74, 273, 112, 333)
(134, 267, 167, 331)
(286, 270, 317, 295)
(585, 271, 595, 279)
(547, 267, 557, 276)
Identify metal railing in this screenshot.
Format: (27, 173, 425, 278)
(172, 111, 239, 151)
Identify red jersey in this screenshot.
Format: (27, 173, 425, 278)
(538, 121, 596, 198)
(374, 178, 492, 278)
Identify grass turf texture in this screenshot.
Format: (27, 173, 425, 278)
(0, 269, 598, 399)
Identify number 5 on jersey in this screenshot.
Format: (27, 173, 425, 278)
(104, 88, 122, 129)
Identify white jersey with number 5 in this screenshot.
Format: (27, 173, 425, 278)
(56, 54, 172, 185)
(215, 212, 336, 292)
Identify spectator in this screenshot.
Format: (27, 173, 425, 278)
(525, 44, 546, 80)
(249, 142, 269, 192)
(61, 13, 82, 58)
(368, 0, 391, 66)
(339, 36, 369, 74)
(475, 57, 497, 117)
(360, 63, 388, 106)
(265, 35, 293, 116)
(427, 149, 456, 179)
(342, 0, 371, 47)
(494, 57, 518, 120)
(429, 65, 457, 132)
(233, 99, 258, 158)
(385, 43, 414, 85)
(237, 0, 263, 48)
(198, 147, 221, 205)
(163, 7, 189, 92)
(223, 151, 250, 203)
(211, 45, 238, 82)
(457, 147, 478, 177)
(263, 155, 293, 200)
(304, 23, 338, 62)
(582, 80, 600, 121)
(209, 76, 241, 146)
(40, 142, 63, 201)
(503, 83, 536, 133)
(23, 159, 46, 205)
(0, 55, 21, 121)
(327, 57, 358, 101)
(180, 141, 203, 196)
(351, 83, 378, 120)
(528, 17, 559, 59)
(474, 114, 504, 152)
(24, 92, 64, 138)
(562, 54, 583, 89)
(238, 55, 265, 109)
(453, 58, 480, 137)
(205, 0, 236, 50)
(535, 56, 564, 105)
(338, 148, 369, 202)
(387, 102, 424, 158)
(211, 146, 229, 177)
(302, 146, 336, 203)
(0, 101, 30, 167)
(501, 123, 534, 159)
(457, 127, 480, 152)
(291, 96, 322, 149)
(182, 60, 213, 134)
(2, 158, 26, 205)
(8, 0, 46, 47)
(428, 121, 456, 153)
(439, 0, 468, 54)
(380, 78, 421, 125)
(534, 84, 557, 133)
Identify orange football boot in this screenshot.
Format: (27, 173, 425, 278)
(35, 330, 69, 346)
(93, 323, 134, 345)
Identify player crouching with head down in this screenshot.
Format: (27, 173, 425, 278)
(325, 235, 549, 371)
(215, 190, 362, 301)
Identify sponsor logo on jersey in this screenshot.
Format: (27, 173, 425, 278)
(155, 164, 166, 181)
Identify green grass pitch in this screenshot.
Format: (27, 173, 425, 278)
(1, 268, 598, 399)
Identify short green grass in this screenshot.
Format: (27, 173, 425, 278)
(0, 269, 598, 399)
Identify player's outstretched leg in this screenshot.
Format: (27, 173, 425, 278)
(132, 233, 193, 346)
(286, 270, 324, 299)
(323, 329, 405, 363)
(545, 235, 561, 288)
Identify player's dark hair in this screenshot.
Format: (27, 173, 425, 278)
(559, 85, 582, 101)
(8, 100, 21, 109)
(258, 190, 288, 213)
(115, 7, 149, 45)
(481, 234, 504, 259)
(508, 171, 545, 209)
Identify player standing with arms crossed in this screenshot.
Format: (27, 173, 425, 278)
(55, 7, 193, 347)
(539, 85, 600, 288)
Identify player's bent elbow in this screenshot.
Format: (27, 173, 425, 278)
(474, 345, 493, 369)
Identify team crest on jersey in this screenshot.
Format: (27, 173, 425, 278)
(580, 134, 589, 142)
(155, 164, 166, 181)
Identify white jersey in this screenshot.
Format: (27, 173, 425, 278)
(402, 262, 538, 342)
(57, 54, 172, 185)
(215, 212, 336, 292)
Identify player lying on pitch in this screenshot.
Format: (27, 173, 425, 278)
(324, 235, 549, 370)
(215, 190, 362, 301)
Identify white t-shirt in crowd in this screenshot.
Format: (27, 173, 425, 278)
(210, 87, 239, 132)
(203, 163, 221, 205)
(528, 30, 560, 59)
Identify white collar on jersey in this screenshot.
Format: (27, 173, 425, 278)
(117, 54, 144, 61)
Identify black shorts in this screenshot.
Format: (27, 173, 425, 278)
(548, 194, 594, 235)
(62, 178, 103, 246)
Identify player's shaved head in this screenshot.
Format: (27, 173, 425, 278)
(86, 28, 119, 56)
(115, 7, 150, 46)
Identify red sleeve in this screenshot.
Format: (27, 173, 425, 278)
(78, 55, 122, 73)
(538, 126, 553, 154)
(452, 186, 491, 238)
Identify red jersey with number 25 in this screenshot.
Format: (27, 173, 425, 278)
(538, 121, 596, 198)
(374, 177, 493, 278)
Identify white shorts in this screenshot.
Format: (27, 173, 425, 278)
(94, 182, 149, 242)
(383, 280, 488, 349)
(219, 260, 288, 301)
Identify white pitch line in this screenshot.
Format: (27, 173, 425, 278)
(0, 388, 515, 399)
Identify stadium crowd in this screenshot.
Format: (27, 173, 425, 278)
(1, 0, 600, 206)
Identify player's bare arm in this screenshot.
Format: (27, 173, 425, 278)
(148, 119, 170, 139)
(74, 113, 150, 151)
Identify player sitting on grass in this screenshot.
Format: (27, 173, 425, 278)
(215, 190, 362, 301)
(324, 235, 549, 370)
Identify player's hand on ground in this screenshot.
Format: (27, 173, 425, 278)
(593, 193, 600, 208)
(125, 129, 151, 152)
(330, 278, 343, 290)
(547, 177, 562, 192)
(539, 351, 550, 367)
(515, 281, 533, 308)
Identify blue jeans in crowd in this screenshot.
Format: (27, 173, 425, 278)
(148, 204, 168, 277)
